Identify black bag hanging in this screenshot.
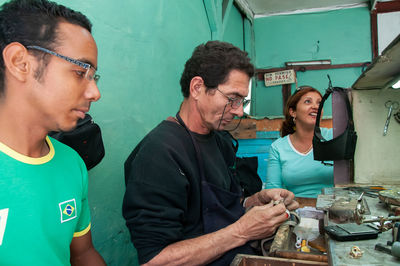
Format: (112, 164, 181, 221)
(49, 113, 105, 170)
(313, 86, 357, 162)
(235, 156, 262, 198)
(217, 130, 262, 197)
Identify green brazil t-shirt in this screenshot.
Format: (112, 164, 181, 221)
(0, 136, 91, 265)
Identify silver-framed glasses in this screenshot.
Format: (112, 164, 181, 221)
(216, 87, 250, 109)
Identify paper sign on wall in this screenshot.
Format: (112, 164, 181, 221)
(264, 69, 296, 87)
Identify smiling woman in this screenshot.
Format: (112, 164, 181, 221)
(265, 86, 334, 198)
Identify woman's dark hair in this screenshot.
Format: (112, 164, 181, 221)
(180, 40, 254, 98)
(0, 0, 92, 95)
(280, 86, 322, 137)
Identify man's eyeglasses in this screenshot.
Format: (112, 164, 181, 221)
(26, 45, 100, 83)
(216, 88, 250, 109)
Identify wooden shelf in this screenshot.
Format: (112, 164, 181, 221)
(229, 118, 332, 139)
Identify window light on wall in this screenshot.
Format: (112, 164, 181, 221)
(243, 79, 252, 115)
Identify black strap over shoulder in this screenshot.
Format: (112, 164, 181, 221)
(313, 87, 357, 162)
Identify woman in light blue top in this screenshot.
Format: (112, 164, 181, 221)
(266, 86, 333, 198)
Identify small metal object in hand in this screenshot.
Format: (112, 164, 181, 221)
(272, 199, 284, 206)
(272, 199, 290, 218)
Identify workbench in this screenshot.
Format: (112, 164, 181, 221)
(231, 197, 329, 266)
(231, 188, 400, 265)
(324, 187, 400, 265)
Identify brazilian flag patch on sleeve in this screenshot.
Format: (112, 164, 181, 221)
(59, 199, 77, 223)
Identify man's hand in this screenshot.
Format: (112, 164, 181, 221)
(232, 189, 299, 242)
(257, 189, 298, 210)
(244, 188, 298, 211)
(232, 202, 288, 241)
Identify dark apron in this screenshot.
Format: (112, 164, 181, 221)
(176, 113, 255, 266)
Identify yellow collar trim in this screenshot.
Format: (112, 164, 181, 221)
(0, 136, 55, 164)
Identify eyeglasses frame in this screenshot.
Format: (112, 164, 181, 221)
(26, 45, 100, 83)
(215, 87, 250, 109)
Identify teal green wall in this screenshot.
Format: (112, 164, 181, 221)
(68, 2, 211, 265)
(60, 1, 211, 265)
(253, 7, 372, 117)
(223, 3, 244, 50)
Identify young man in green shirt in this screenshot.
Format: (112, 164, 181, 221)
(0, 0, 105, 265)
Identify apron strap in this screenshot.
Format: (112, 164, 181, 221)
(175, 112, 206, 181)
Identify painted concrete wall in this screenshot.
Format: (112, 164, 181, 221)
(57, 1, 211, 265)
(223, 2, 244, 50)
(352, 89, 400, 184)
(72, 2, 211, 264)
(253, 7, 372, 117)
(0, 0, 247, 265)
